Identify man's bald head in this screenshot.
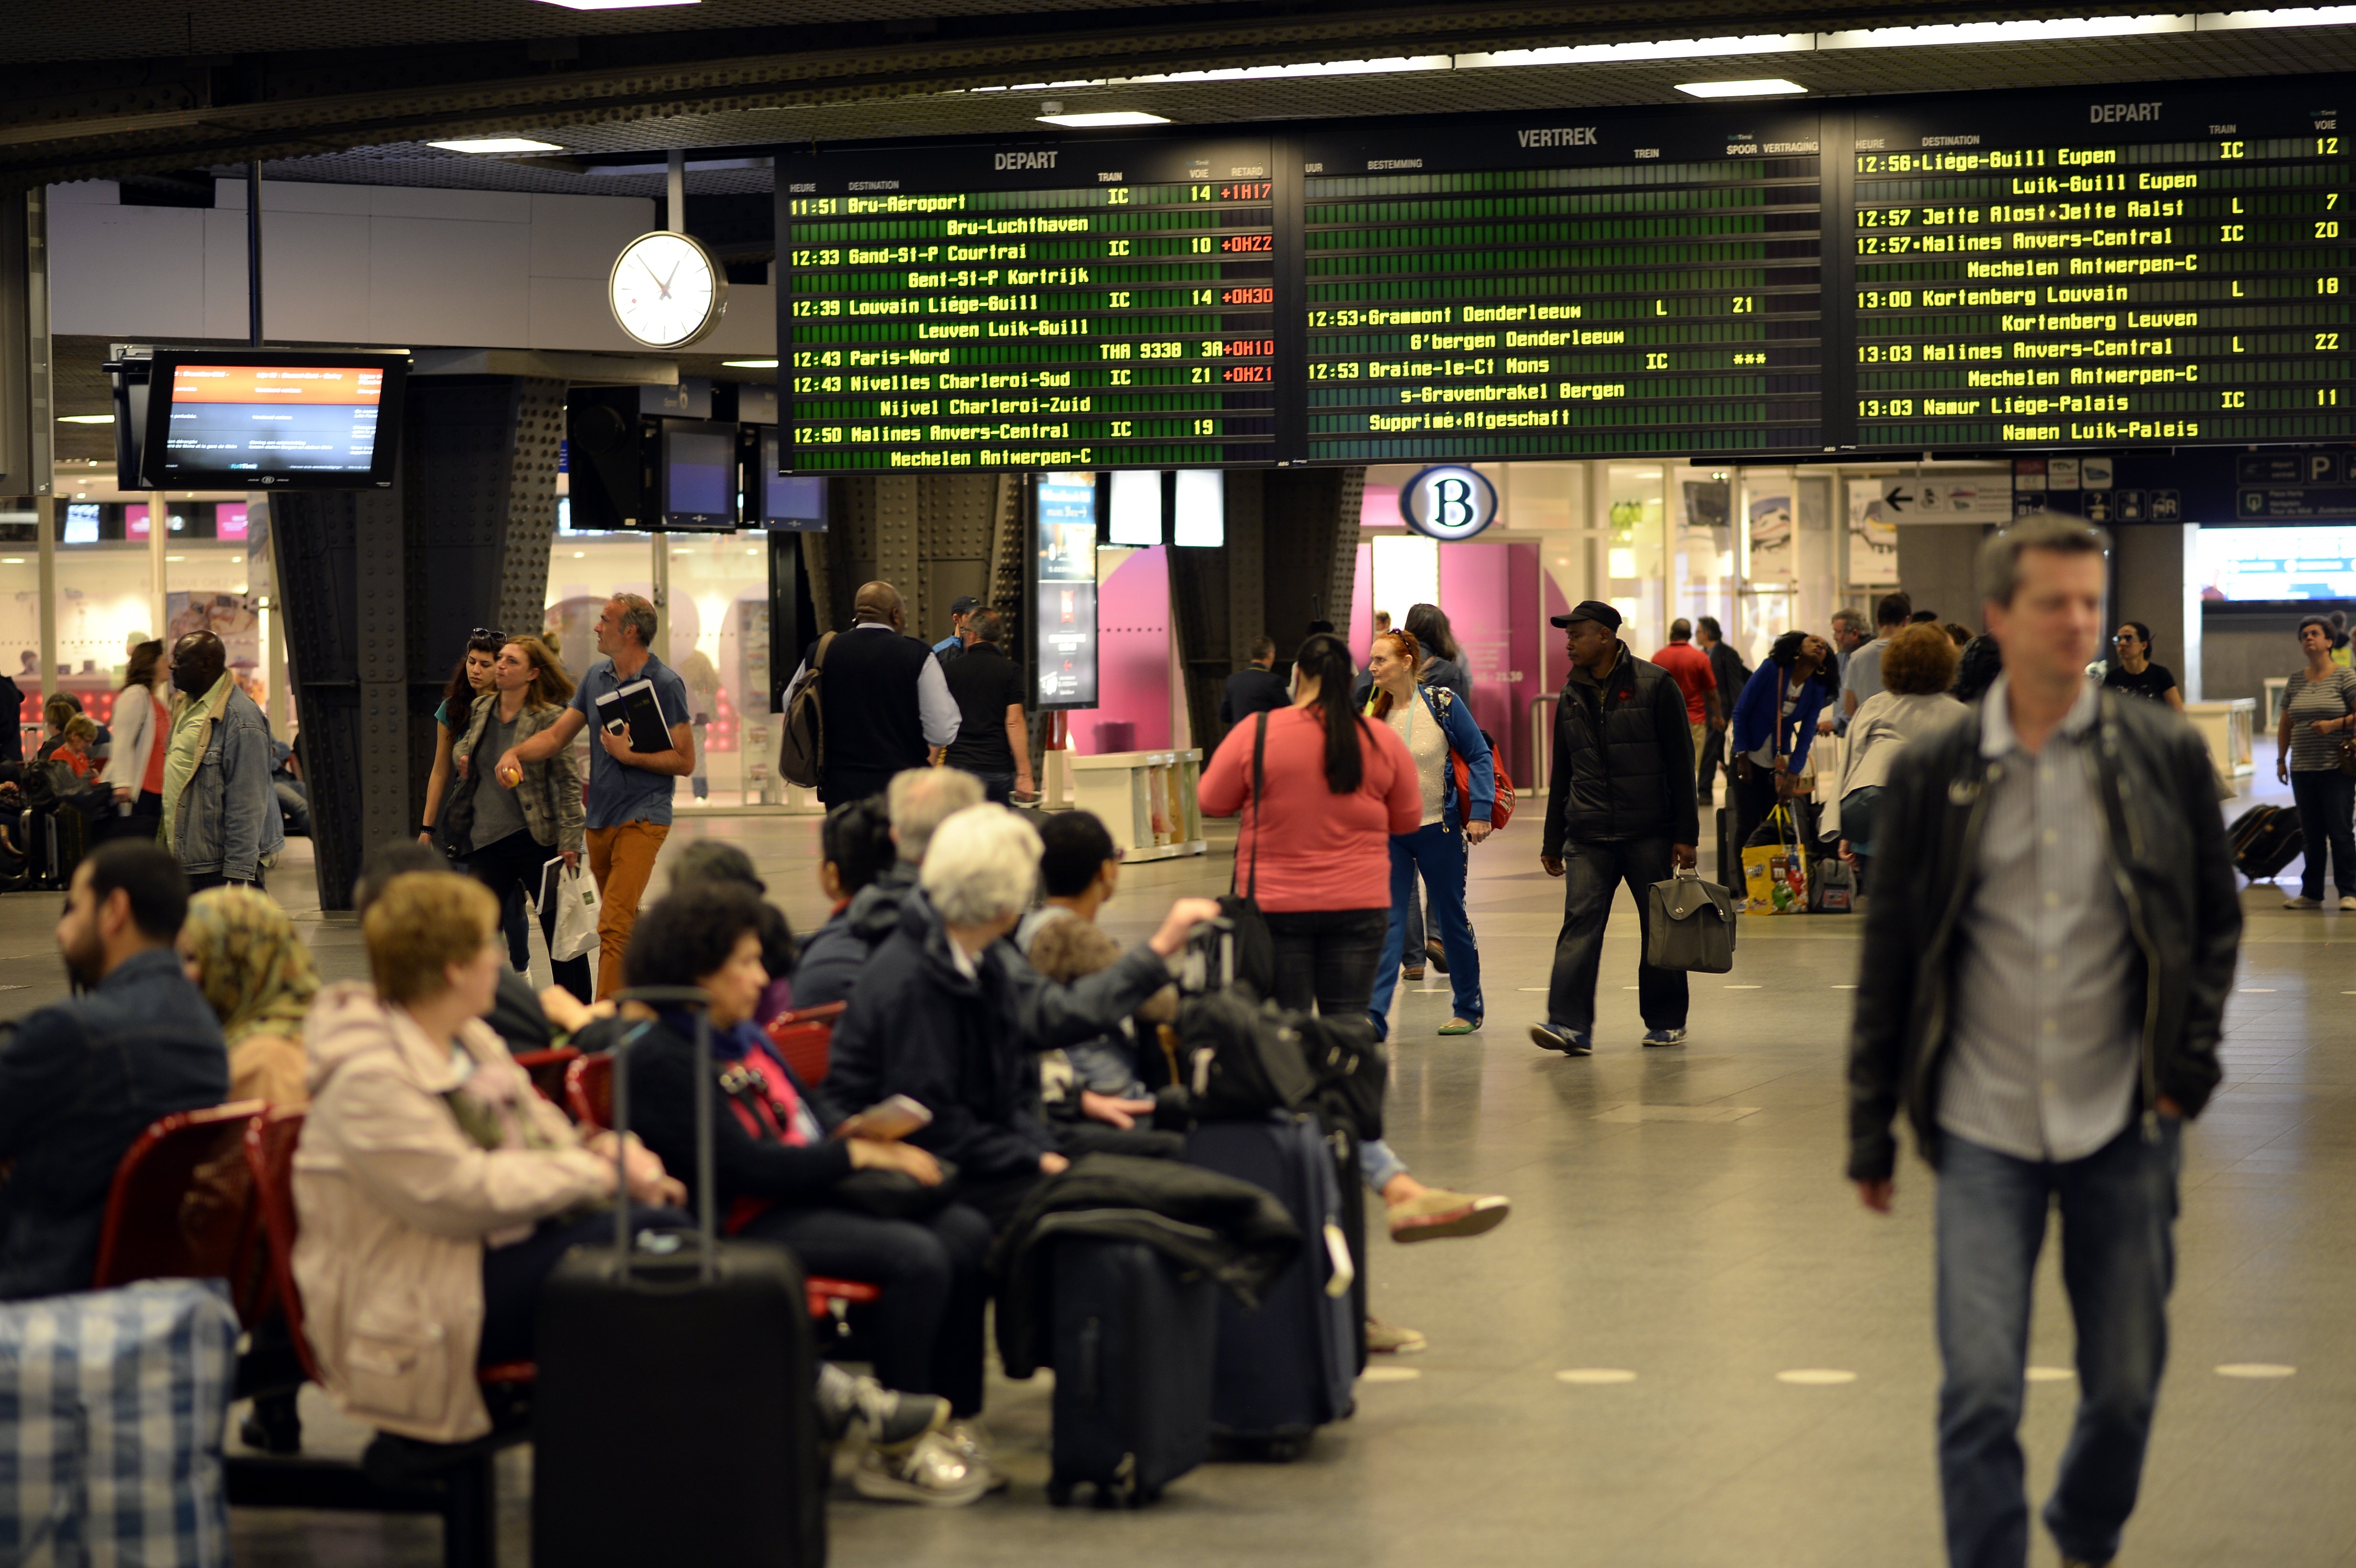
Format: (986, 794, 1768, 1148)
(854, 581, 905, 630)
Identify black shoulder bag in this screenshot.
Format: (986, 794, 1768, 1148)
(1216, 711, 1280, 1000)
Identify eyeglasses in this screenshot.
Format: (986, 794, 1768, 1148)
(470, 628, 505, 644)
(2112, 633, 2140, 643)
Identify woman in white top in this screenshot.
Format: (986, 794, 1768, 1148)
(1363, 628, 1495, 1036)
(102, 639, 172, 823)
(1831, 623, 1965, 893)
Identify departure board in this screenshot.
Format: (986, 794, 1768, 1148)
(1851, 86, 2351, 451)
(1297, 109, 1824, 460)
(777, 138, 1277, 471)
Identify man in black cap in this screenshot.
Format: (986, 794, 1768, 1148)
(1532, 600, 1700, 1056)
(932, 595, 981, 665)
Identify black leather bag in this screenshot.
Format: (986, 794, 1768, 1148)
(830, 1160, 962, 1220)
(1216, 712, 1280, 1000)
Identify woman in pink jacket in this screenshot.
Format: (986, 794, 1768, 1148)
(293, 871, 686, 1443)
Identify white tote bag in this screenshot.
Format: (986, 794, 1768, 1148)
(545, 860, 601, 962)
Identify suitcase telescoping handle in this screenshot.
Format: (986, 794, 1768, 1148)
(612, 986, 720, 1283)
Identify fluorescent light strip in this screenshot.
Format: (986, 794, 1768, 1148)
(1038, 110, 1171, 126)
(941, 7, 2356, 103)
(534, 0, 698, 9)
(429, 137, 564, 153)
(1676, 78, 1808, 98)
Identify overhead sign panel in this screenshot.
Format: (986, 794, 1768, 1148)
(1850, 84, 2350, 451)
(1297, 108, 1825, 462)
(777, 137, 1277, 472)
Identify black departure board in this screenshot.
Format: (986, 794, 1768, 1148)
(776, 138, 1277, 471)
(1851, 85, 2351, 451)
(1297, 110, 1824, 460)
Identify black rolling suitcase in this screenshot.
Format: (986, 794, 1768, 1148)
(531, 987, 824, 1568)
(2231, 803, 2303, 881)
(1046, 1238, 1218, 1508)
(1717, 805, 1743, 891)
(1184, 1114, 1356, 1458)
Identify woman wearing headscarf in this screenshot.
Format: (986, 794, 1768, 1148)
(178, 884, 315, 1108)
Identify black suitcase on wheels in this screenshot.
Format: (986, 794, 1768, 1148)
(1184, 1114, 1356, 1458)
(1047, 1239, 1218, 1508)
(2231, 803, 2304, 880)
(531, 988, 824, 1568)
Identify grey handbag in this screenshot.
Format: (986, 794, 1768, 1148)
(1646, 868, 1739, 974)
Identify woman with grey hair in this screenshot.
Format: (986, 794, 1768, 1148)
(823, 804, 1219, 1231)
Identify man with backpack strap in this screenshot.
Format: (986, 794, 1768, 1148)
(780, 580, 960, 805)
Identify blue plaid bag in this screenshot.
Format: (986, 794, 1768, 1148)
(0, 1279, 239, 1568)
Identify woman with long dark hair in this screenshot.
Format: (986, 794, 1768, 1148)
(448, 635, 593, 1001)
(1727, 630, 1841, 856)
(1401, 602, 1471, 703)
(420, 629, 504, 848)
(1200, 632, 1420, 1016)
(103, 639, 170, 824)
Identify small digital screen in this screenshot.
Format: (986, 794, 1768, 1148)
(159, 364, 385, 477)
(63, 504, 99, 544)
(1034, 472, 1099, 709)
(758, 431, 827, 528)
(2199, 524, 2356, 601)
(665, 428, 734, 516)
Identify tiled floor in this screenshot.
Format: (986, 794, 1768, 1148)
(9, 753, 2354, 1567)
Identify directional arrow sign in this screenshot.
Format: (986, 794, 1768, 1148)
(1884, 487, 1914, 512)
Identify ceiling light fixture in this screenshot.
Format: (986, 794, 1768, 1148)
(56, 414, 111, 424)
(1462, 35, 1811, 68)
(2197, 5, 2356, 25)
(1675, 78, 1808, 97)
(1037, 110, 1172, 127)
(533, 0, 698, 10)
(723, 359, 779, 368)
(428, 137, 565, 154)
(1821, 15, 2188, 47)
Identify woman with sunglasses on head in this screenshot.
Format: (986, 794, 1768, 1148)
(447, 636, 593, 1003)
(421, 629, 504, 849)
(2099, 621, 2185, 712)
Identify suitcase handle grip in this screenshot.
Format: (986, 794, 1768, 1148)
(613, 986, 720, 1283)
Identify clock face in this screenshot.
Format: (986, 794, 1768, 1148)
(609, 231, 728, 349)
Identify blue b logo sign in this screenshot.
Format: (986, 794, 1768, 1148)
(1401, 466, 1497, 541)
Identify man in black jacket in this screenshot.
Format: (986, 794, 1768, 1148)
(1532, 600, 1698, 1057)
(0, 842, 226, 1299)
(1693, 616, 1749, 806)
(1217, 636, 1287, 731)
(1847, 516, 2240, 1568)
(784, 581, 960, 805)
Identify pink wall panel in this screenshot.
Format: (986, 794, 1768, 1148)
(1068, 545, 1172, 755)
(1350, 543, 1374, 659)
(1438, 542, 1516, 774)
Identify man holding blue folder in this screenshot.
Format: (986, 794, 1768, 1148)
(495, 592, 693, 999)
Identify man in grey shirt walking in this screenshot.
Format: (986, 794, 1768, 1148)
(1846, 517, 2241, 1568)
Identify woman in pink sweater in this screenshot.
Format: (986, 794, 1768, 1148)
(1199, 632, 1421, 1017)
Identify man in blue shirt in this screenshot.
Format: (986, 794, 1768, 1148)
(0, 842, 226, 1299)
(932, 595, 980, 664)
(496, 593, 693, 999)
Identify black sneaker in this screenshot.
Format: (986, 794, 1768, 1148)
(1529, 1023, 1592, 1056)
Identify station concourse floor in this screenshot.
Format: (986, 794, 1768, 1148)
(1, 763, 2351, 1567)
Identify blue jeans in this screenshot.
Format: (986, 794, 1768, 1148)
(1369, 822, 1483, 1034)
(2289, 766, 2356, 899)
(1935, 1120, 2181, 1568)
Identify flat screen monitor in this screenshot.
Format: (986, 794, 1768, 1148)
(2199, 525, 2356, 604)
(745, 429, 826, 529)
(141, 351, 406, 489)
(658, 420, 739, 531)
(1032, 471, 1099, 711)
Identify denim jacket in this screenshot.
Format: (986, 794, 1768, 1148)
(174, 681, 285, 882)
(1370, 685, 1497, 829)
(0, 948, 229, 1299)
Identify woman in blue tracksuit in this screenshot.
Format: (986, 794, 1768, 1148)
(1364, 627, 1496, 1038)
(1727, 630, 1839, 855)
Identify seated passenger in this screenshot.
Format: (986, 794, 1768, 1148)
(55, 715, 98, 780)
(0, 842, 228, 1299)
(666, 840, 800, 1026)
(1017, 809, 1168, 1120)
(782, 798, 895, 1013)
(293, 871, 690, 1444)
(824, 804, 1219, 1230)
(791, 769, 982, 1009)
(619, 884, 993, 1504)
(178, 883, 316, 1453)
(352, 838, 577, 1050)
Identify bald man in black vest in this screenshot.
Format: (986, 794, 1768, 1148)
(785, 581, 962, 805)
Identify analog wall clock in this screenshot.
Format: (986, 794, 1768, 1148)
(608, 230, 728, 349)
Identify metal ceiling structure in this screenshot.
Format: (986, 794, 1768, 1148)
(6, 3, 2356, 191)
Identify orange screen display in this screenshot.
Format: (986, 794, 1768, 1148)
(169, 366, 384, 406)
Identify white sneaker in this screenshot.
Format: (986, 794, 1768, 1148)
(940, 1420, 1010, 1494)
(2286, 895, 2323, 908)
(852, 1432, 990, 1506)
(2339, 896, 2356, 912)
